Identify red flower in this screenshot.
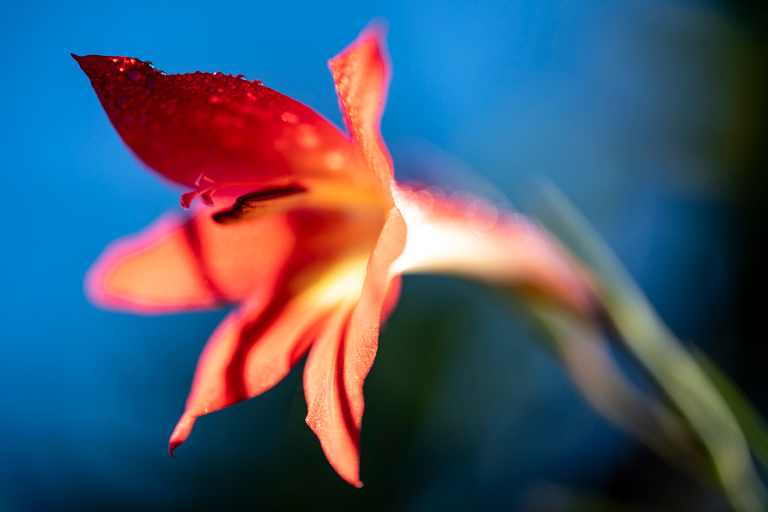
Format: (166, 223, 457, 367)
(76, 23, 591, 486)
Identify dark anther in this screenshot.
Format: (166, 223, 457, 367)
(213, 183, 308, 224)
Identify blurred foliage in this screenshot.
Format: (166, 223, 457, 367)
(694, 348, 768, 473)
(532, 183, 767, 511)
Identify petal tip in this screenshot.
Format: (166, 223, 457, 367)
(168, 439, 180, 457)
(169, 414, 196, 456)
(83, 212, 193, 314)
(83, 245, 122, 311)
(360, 17, 389, 41)
(72, 54, 105, 76)
(330, 19, 390, 68)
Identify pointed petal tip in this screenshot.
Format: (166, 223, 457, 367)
(331, 19, 390, 67)
(354, 481, 364, 489)
(168, 439, 181, 457)
(361, 17, 389, 40)
(168, 414, 196, 457)
(71, 54, 115, 78)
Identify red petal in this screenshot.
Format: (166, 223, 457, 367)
(73, 54, 363, 190)
(304, 208, 406, 486)
(169, 291, 331, 454)
(85, 202, 297, 313)
(329, 24, 394, 194)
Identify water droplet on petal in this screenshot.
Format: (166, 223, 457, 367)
(424, 186, 446, 203)
(235, 74, 246, 80)
(145, 61, 154, 68)
(468, 198, 499, 233)
(325, 152, 345, 170)
(449, 190, 476, 213)
(415, 189, 434, 213)
(251, 78, 263, 86)
(296, 124, 319, 149)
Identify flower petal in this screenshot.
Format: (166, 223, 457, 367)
(169, 290, 331, 454)
(85, 202, 297, 313)
(329, 24, 394, 193)
(393, 185, 594, 313)
(304, 208, 406, 486)
(164, 203, 390, 453)
(73, 54, 363, 190)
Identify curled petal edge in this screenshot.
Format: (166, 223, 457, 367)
(304, 207, 407, 486)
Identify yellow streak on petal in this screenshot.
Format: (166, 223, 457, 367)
(296, 257, 370, 310)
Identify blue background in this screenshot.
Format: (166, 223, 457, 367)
(1, 0, 765, 510)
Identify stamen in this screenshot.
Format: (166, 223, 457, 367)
(212, 184, 308, 224)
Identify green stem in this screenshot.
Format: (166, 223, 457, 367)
(531, 182, 767, 512)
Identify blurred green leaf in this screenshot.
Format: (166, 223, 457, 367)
(520, 298, 710, 476)
(530, 180, 767, 512)
(692, 348, 768, 472)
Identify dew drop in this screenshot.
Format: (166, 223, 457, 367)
(145, 61, 154, 68)
(325, 152, 345, 170)
(449, 190, 476, 212)
(468, 198, 499, 233)
(296, 124, 319, 149)
(415, 189, 434, 213)
(251, 78, 263, 86)
(424, 186, 446, 203)
(235, 74, 246, 80)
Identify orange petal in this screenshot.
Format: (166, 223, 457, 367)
(85, 202, 297, 313)
(170, 290, 331, 454)
(167, 207, 392, 453)
(329, 23, 394, 195)
(304, 208, 407, 486)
